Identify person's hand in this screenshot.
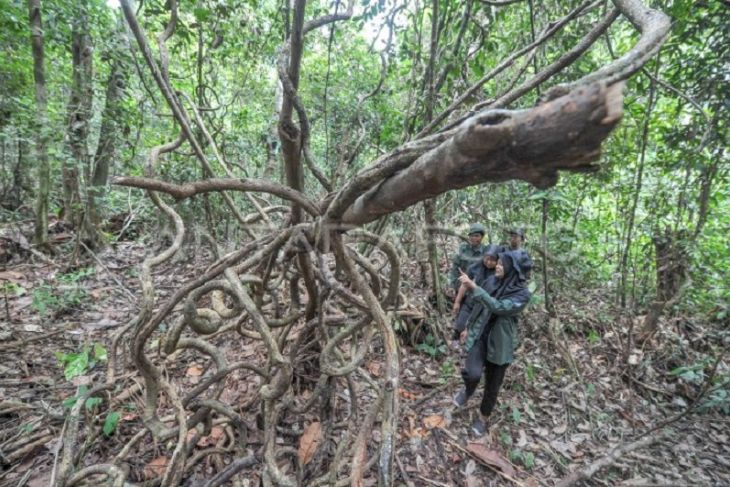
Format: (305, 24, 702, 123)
(458, 269, 476, 290)
(460, 329, 467, 343)
(452, 301, 461, 314)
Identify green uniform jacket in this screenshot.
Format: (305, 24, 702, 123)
(464, 287, 529, 365)
(448, 243, 487, 290)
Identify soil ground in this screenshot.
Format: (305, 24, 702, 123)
(1, 237, 728, 486)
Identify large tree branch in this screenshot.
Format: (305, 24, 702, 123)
(340, 82, 623, 226)
(111, 176, 320, 217)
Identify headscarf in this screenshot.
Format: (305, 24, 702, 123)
(472, 244, 502, 295)
(467, 249, 532, 339)
(490, 250, 531, 304)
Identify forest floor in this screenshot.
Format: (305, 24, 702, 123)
(0, 230, 728, 487)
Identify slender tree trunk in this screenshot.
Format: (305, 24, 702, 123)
(196, 20, 217, 241)
(28, 0, 50, 246)
(63, 1, 92, 229)
(542, 196, 553, 315)
(619, 72, 657, 308)
(423, 0, 446, 314)
(88, 53, 125, 231)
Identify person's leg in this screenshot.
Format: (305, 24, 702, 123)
(462, 339, 488, 396)
(454, 338, 486, 406)
(471, 361, 508, 435)
(480, 361, 509, 417)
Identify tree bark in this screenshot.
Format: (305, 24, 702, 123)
(63, 1, 93, 228)
(28, 0, 50, 246)
(423, 0, 446, 314)
(91, 56, 125, 188)
(88, 35, 126, 231)
(340, 82, 624, 226)
(541, 196, 553, 316)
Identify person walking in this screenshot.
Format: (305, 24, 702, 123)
(453, 250, 532, 436)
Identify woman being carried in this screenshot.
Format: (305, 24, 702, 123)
(453, 250, 532, 436)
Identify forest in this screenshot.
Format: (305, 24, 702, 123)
(0, 0, 727, 485)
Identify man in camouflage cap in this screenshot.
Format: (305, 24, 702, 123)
(447, 223, 487, 296)
(507, 228, 526, 250)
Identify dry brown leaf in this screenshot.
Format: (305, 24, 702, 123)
(197, 426, 226, 447)
(186, 365, 204, 377)
(298, 421, 322, 465)
(143, 456, 168, 480)
(423, 414, 445, 429)
(365, 361, 381, 377)
(466, 442, 516, 477)
(399, 388, 418, 400)
(210, 425, 224, 440)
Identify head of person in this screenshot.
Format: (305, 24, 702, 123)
(507, 228, 526, 249)
(494, 250, 528, 282)
(482, 244, 500, 269)
(468, 223, 486, 246)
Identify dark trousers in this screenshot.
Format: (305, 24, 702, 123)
(461, 337, 509, 416)
(452, 303, 473, 340)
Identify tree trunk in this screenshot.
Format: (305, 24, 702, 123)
(28, 0, 50, 247)
(423, 0, 445, 314)
(542, 196, 553, 316)
(63, 1, 93, 229)
(619, 72, 657, 308)
(88, 52, 125, 231)
(424, 199, 445, 313)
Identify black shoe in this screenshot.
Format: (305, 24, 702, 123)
(453, 389, 469, 408)
(471, 416, 487, 436)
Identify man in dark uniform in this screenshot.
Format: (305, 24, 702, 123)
(507, 228, 532, 278)
(446, 224, 487, 297)
(507, 228, 526, 250)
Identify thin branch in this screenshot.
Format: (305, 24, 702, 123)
(479, 0, 525, 5)
(303, 0, 355, 34)
(417, 0, 596, 137)
(489, 8, 620, 108)
(111, 176, 320, 216)
(545, 0, 670, 99)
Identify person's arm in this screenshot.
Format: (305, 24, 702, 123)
(470, 287, 528, 316)
(453, 283, 467, 313)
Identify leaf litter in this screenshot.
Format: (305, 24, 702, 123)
(0, 239, 727, 486)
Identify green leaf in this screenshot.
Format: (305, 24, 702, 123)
(93, 343, 108, 362)
(511, 406, 521, 424)
(85, 397, 103, 410)
(103, 411, 121, 436)
(523, 451, 535, 469)
(62, 396, 77, 409)
(61, 349, 90, 380)
(193, 7, 211, 22)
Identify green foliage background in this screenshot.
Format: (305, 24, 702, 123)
(0, 0, 727, 318)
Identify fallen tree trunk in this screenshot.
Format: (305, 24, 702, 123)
(340, 81, 623, 226)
